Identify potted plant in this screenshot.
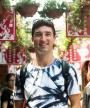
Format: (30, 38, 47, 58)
(67, 0, 90, 30)
(66, 0, 90, 37)
(67, 1, 84, 29)
(38, 0, 69, 19)
(15, 0, 39, 17)
(0, 0, 11, 20)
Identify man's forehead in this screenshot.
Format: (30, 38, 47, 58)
(34, 26, 53, 32)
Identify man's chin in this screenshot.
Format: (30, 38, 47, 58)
(37, 49, 48, 54)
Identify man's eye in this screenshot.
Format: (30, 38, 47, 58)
(34, 33, 41, 37)
(46, 33, 51, 36)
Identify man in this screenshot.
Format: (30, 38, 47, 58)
(15, 19, 81, 108)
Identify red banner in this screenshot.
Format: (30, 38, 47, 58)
(64, 40, 90, 63)
(5, 47, 26, 64)
(0, 10, 16, 41)
(0, 45, 26, 64)
(65, 45, 81, 63)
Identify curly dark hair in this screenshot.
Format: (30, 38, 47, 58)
(32, 19, 56, 36)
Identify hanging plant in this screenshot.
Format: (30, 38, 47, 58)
(67, 1, 85, 30)
(0, 0, 11, 11)
(38, 0, 69, 19)
(15, 0, 39, 17)
(0, 0, 11, 21)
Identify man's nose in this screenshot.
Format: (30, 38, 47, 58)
(40, 34, 46, 40)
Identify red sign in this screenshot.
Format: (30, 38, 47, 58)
(0, 10, 16, 41)
(65, 45, 81, 63)
(5, 47, 26, 64)
(0, 44, 26, 64)
(64, 40, 90, 63)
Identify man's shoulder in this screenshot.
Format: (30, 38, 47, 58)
(55, 59, 69, 64)
(21, 63, 33, 72)
(54, 59, 70, 67)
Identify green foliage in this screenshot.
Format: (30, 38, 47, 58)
(7, 14, 33, 48)
(0, 0, 11, 10)
(15, 0, 39, 11)
(43, 0, 61, 11)
(38, 0, 69, 18)
(17, 0, 39, 5)
(67, 0, 84, 30)
(61, 1, 70, 12)
(16, 14, 33, 47)
(55, 30, 70, 50)
(55, 30, 81, 51)
(16, 27, 32, 47)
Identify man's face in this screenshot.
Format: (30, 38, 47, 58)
(8, 76, 15, 89)
(32, 26, 56, 54)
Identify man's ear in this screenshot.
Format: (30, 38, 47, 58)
(54, 35, 56, 41)
(55, 35, 57, 39)
(32, 37, 34, 42)
(31, 37, 34, 46)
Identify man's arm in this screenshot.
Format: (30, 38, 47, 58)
(69, 94, 81, 108)
(2, 101, 8, 108)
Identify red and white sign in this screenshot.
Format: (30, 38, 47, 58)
(0, 44, 26, 64)
(0, 10, 16, 41)
(5, 47, 26, 64)
(65, 45, 81, 63)
(64, 40, 90, 63)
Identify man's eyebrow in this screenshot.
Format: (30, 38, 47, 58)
(35, 31, 52, 33)
(34, 31, 41, 33)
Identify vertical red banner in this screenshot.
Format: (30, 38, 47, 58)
(5, 47, 26, 64)
(65, 45, 81, 63)
(0, 10, 16, 41)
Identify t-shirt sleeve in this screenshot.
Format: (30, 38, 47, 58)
(15, 68, 24, 100)
(67, 64, 80, 95)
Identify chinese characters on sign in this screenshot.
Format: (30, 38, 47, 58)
(0, 10, 16, 41)
(65, 45, 81, 63)
(0, 45, 26, 64)
(63, 40, 90, 63)
(5, 47, 26, 64)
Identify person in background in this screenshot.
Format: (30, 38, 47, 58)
(15, 19, 81, 108)
(82, 60, 90, 90)
(0, 85, 2, 108)
(1, 73, 15, 108)
(82, 60, 90, 108)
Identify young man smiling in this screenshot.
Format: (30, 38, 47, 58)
(15, 19, 81, 108)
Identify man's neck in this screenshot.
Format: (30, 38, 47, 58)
(35, 52, 55, 67)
